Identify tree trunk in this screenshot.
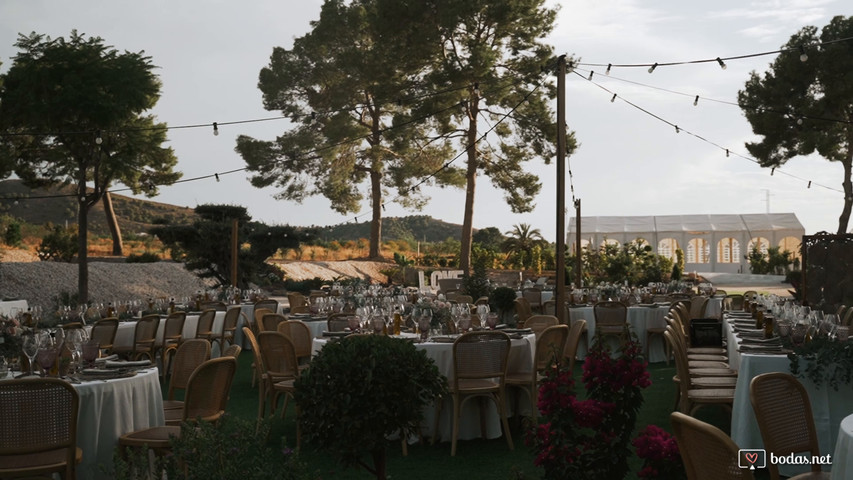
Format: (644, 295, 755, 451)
(838, 155, 853, 234)
(459, 92, 480, 273)
(103, 192, 124, 256)
(77, 194, 89, 305)
(371, 448, 387, 480)
(369, 169, 382, 260)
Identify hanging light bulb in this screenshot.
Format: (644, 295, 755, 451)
(605, 63, 611, 75)
(648, 63, 658, 73)
(771, 167, 776, 176)
(797, 117, 804, 125)
(95, 130, 103, 145)
(799, 45, 808, 62)
(212, 122, 219, 136)
(675, 125, 680, 134)
(588, 71, 594, 81)
(693, 95, 699, 106)
(473, 82, 480, 96)
(215, 173, 220, 182)
(808, 181, 812, 188)
(716, 57, 727, 70)
(610, 93, 617, 103)
(726, 149, 730, 157)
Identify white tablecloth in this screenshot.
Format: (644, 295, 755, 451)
(112, 311, 227, 357)
(568, 305, 669, 362)
(0, 299, 28, 316)
(311, 333, 536, 442)
(74, 367, 165, 479)
(726, 319, 852, 477)
(833, 414, 853, 480)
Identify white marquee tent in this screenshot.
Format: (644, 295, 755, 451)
(567, 213, 805, 273)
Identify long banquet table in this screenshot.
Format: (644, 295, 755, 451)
(833, 414, 853, 479)
(311, 333, 536, 443)
(568, 305, 669, 362)
(725, 317, 852, 477)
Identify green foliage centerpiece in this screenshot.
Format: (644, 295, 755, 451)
(294, 335, 447, 480)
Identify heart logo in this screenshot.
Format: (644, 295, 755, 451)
(745, 452, 758, 464)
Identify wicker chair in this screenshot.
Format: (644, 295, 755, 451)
(723, 294, 745, 312)
(505, 324, 568, 421)
(163, 339, 212, 415)
(158, 311, 187, 376)
(193, 309, 218, 345)
(749, 373, 831, 480)
(665, 330, 734, 416)
(0, 378, 82, 479)
(442, 331, 514, 456)
(742, 290, 758, 303)
(277, 320, 312, 369)
(522, 288, 543, 314)
(213, 307, 243, 352)
(257, 332, 300, 427)
(287, 292, 309, 314)
(593, 301, 629, 343)
(689, 295, 710, 320)
(563, 319, 587, 374)
(670, 411, 754, 480)
(112, 314, 160, 361)
(89, 317, 119, 354)
(222, 344, 242, 358)
(254, 299, 279, 314)
(120, 357, 238, 457)
(514, 297, 533, 327)
(242, 327, 267, 432)
(200, 301, 228, 311)
(523, 315, 559, 337)
(252, 308, 272, 335)
(260, 313, 288, 332)
(327, 313, 356, 332)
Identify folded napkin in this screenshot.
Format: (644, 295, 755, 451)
(322, 331, 349, 338)
(503, 328, 533, 334)
(81, 368, 114, 375)
(94, 354, 119, 363)
(430, 335, 458, 343)
(637, 304, 659, 308)
(105, 359, 151, 368)
(738, 344, 786, 354)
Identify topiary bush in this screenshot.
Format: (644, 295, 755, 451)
(294, 335, 447, 480)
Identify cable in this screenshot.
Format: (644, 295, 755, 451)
(572, 70, 843, 194)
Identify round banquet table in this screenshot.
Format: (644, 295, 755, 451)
(74, 367, 165, 479)
(568, 305, 669, 362)
(311, 333, 536, 442)
(833, 414, 853, 479)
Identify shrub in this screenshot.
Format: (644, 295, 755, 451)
(4, 221, 22, 247)
(294, 335, 447, 480)
(125, 252, 160, 263)
(37, 224, 77, 262)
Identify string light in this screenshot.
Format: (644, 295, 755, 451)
(611, 93, 617, 103)
(675, 125, 680, 133)
(605, 63, 611, 75)
(799, 45, 809, 62)
(473, 82, 480, 96)
(693, 95, 699, 106)
(648, 63, 658, 74)
(215, 173, 220, 182)
(212, 122, 219, 136)
(95, 131, 103, 145)
(588, 71, 594, 81)
(808, 181, 812, 188)
(716, 57, 727, 70)
(771, 167, 776, 176)
(726, 149, 730, 157)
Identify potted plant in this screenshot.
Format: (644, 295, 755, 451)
(490, 286, 518, 326)
(294, 335, 447, 480)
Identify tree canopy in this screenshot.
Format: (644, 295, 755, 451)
(236, 0, 465, 259)
(738, 15, 853, 234)
(0, 31, 179, 302)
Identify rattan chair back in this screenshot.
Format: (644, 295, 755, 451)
(219, 307, 242, 344)
(200, 301, 228, 311)
(524, 315, 559, 337)
(0, 378, 80, 479)
(253, 308, 272, 333)
(534, 324, 569, 371)
(260, 313, 288, 332)
(514, 297, 533, 326)
(195, 309, 217, 338)
(327, 313, 356, 332)
(222, 344, 242, 358)
(522, 288, 543, 312)
(90, 317, 119, 351)
(723, 294, 744, 312)
(689, 296, 710, 319)
(749, 372, 824, 479)
(277, 320, 312, 361)
(254, 299, 279, 314)
(167, 338, 211, 400)
(133, 314, 160, 358)
(163, 312, 187, 344)
(452, 331, 510, 389)
(257, 332, 300, 380)
(593, 301, 628, 332)
(182, 356, 238, 423)
(670, 411, 754, 480)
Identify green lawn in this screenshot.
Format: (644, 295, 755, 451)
(175, 350, 744, 479)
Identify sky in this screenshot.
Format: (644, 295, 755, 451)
(1, 0, 852, 243)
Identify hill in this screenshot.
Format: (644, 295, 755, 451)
(0, 179, 196, 236)
(321, 215, 463, 243)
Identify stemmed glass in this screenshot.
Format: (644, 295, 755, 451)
(21, 333, 40, 377)
(486, 312, 499, 330)
(417, 307, 432, 342)
(36, 345, 57, 377)
(476, 304, 489, 329)
(65, 329, 86, 375)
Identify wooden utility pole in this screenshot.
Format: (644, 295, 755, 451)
(231, 219, 239, 287)
(555, 55, 567, 322)
(575, 199, 582, 288)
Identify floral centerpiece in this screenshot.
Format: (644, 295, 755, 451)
(632, 424, 687, 479)
(529, 332, 651, 479)
(0, 315, 24, 361)
(413, 297, 452, 331)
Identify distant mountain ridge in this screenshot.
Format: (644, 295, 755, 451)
(0, 179, 464, 242)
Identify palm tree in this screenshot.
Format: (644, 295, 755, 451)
(502, 224, 548, 268)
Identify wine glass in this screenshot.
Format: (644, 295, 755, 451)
(486, 312, 499, 330)
(65, 329, 86, 374)
(418, 308, 432, 342)
(21, 333, 40, 377)
(36, 346, 57, 377)
(476, 304, 489, 328)
(82, 340, 100, 368)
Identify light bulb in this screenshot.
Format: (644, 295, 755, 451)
(588, 71, 594, 81)
(605, 63, 611, 75)
(610, 94, 617, 103)
(799, 46, 808, 62)
(693, 95, 699, 107)
(213, 122, 219, 136)
(648, 63, 658, 73)
(95, 136, 103, 145)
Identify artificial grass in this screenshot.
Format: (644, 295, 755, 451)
(168, 351, 737, 479)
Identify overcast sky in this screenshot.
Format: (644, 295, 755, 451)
(1, 0, 851, 241)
